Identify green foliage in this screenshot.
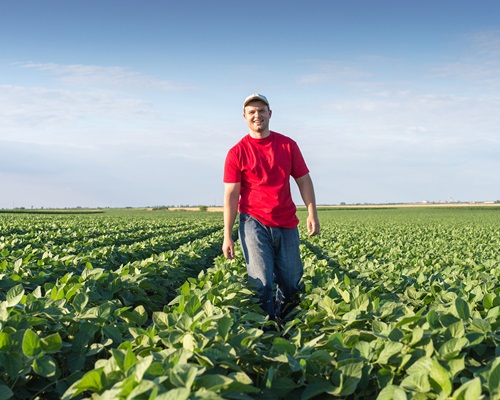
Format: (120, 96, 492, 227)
(0, 207, 499, 399)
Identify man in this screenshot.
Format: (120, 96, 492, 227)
(222, 93, 320, 322)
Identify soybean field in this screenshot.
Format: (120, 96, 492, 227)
(0, 207, 499, 399)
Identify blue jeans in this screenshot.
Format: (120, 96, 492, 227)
(238, 213, 303, 320)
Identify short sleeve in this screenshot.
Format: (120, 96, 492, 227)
(223, 148, 241, 183)
(290, 140, 309, 179)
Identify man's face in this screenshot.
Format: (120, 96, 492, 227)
(243, 100, 272, 134)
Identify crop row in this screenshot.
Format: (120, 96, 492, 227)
(0, 214, 217, 255)
(0, 213, 224, 399)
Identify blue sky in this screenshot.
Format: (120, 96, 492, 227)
(1, 0, 499, 208)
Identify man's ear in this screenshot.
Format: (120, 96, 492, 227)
(269, 109, 272, 118)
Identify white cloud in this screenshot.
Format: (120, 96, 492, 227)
(469, 30, 500, 58)
(0, 84, 156, 148)
(18, 62, 187, 91)
(431, 30, 500, 88)
(0, 61, 230, 208)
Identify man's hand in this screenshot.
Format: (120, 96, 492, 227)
(222, 237, 235, 259)
(222, 182, 240, 259)
(307, 214, 320, 236)
(295, 173, 319, 236)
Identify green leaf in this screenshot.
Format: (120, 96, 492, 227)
(395, 314, 422, 328)
(377, 341, 404, 364)
(195, 374, 233, 391)
(240, 312, 267, 323)
(182, 333, 195, 351)
(451, 377, 481, 400)
(96, 302, 113, 321)
(407, 357, 433, 375)
(71, 368, 105, 395)
(426, 309, 440, 329)
(33, 354, 58, 378)
(446, 320, 465, 340)
(448, 355, 465, 378)
(376, 369, 394, 389)
(126, 380, 157, 399)
(338, 288, 350, 303)
(180, 281, 191, 296)
(486, 306, 498, 321)
(41, 333, 63, 354)
(124, 348, 138, 371)
(217, 315, 233, 340)
(429, 358, 452, 395)
(110, 348, 127, 371)
(0, 332, 10, 350)
(79, 306, 99, 319)
(121, 305, 148, 326)
(0, 302, 8, 321)
(286, 355, 303, 373)
(438, 338, 468, 360)
(351, 293, 370, 311)
(0, 384, 14, 400)
(102, 325, 123, 344)
(129, 355, 153, 383)
(227, 371, 260, 394)
(388, 328, 404, 342)
(409, 326, 424, 346)
(301, 378, 336, 400)
(6, 284, 24, 307)
(335, 361, 363, 396)
(169, 364, 199, 389)
(300, 333, 325, 352)
(440, 313, 460, 328)
(401, 372, 431, 393)
(157, 388, 190, 400)
(319, 296, 338, 315)
(22, 329, 42, 357)
(454, 297, 471, 321)
(376, 384, 407, 400)
(488, 358, 500, 399)
(267, 376, 296, 397)
(470, 318, 491, 334)
(265, 365, 275, 389)
(272, 337, 296, 355)
(72, 292, 89, 314)
(483, 293, 495, 309)
(1, 352, 23, 378)
(176, 313, 193, 331)
(14, 258, 22, 271)
(71, 322, 100, 352)
(185, 295, 201, 317)
(152, 311, 170, 329)
(135, 305, 148, 326)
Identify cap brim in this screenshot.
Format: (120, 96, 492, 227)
(244, 94, 269, 107)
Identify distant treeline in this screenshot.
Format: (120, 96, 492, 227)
(0, 209, 105, 215)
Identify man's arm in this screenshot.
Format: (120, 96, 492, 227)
(295, 173, 320, 236)
(222, 182, 241, 259)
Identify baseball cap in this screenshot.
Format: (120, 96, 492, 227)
(243, 93, 269, 107)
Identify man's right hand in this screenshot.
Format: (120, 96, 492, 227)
(222, 237, 235, 259)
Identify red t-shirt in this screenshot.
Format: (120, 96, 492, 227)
(223, 131, 309, 228)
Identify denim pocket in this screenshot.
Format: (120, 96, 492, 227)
(240, 213, 254, 223)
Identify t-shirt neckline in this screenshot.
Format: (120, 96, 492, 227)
(247, 130, 274, 144)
